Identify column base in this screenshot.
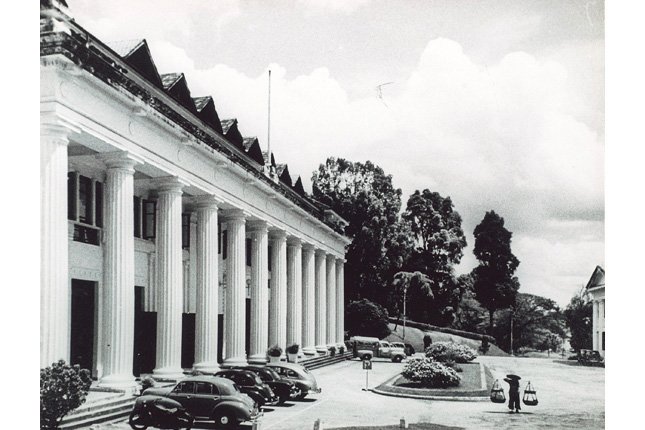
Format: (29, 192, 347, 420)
(98, 373, 137, 390)
(315, 345, 328, 355)
(153, 366, 186, 381)
(222, 356, 248, 368)
(193, 361, 221, 374)
(248, 354, 268, 365)
(302, 346, 317, 356)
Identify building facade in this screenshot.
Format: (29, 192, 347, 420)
(40, 1, 349, 389)
(585, 265, 605, 357)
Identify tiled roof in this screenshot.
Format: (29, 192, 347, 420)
(161, 73, 181, 90)
(221, 119, 236, 135)
(106, 39, 143, 58)
(193, 96, 211, 112)
(243, 137, 258, 151)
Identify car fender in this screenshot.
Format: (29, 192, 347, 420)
(357, 349, 373, 359)
(211, 401, 250, 420)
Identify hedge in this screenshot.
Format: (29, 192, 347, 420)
(390, 317, 496, 344)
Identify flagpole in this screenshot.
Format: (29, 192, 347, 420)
(267, 69, 271, 167)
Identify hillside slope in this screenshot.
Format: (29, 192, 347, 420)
(384, 323, 509, 357)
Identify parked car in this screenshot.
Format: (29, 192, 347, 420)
(266, 362, 321, 399)
(141, 376, 259, 428)
(215, 369, 278, 407)
(577, 349, 605, 367)
(238, 365, 301, 404)
(349, 336, 406, 362)
(390, 342, 416, 356)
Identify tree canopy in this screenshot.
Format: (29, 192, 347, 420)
(345, 298, 391, 339)
(563, 286, 593, 351)
(471, 210, 520, 334)
(312, 157, 413, 305)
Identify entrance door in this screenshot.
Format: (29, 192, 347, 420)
(70, 280, 95, 373)
(181, 313, 196, 369)
(133, 286, 156, 376)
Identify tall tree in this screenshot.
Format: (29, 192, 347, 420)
(563, 286, 593, 351)
(390, 271, 433, 325)
(471, 210, 520, 335)
(312, 158, 413, 306)
(401, 190, 468, 325)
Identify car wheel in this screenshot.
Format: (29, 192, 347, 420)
(297, 391, 308, 400)
(128, 412, 148, 430)
(361, 354, 371, 361)
(214, 411, 237, 428)
(393, 355, 403, 363)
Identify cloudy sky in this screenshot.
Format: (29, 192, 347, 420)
(65, 0, 605, 307)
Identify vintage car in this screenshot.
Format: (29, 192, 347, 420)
(215, 369, 278, 407)
(349, 336, 407, 362)
(390, 341, 416, 356)
(577, 349, 605, 367)
(141, 376, 259, 428)
(238, 365, 301, 403)
(266, 362, 321, 399)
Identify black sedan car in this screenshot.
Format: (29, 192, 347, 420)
(240, 365, 301, 404)
(141, 376, 259, 428)
(215, 369, 278, 407)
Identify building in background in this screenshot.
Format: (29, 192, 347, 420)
(585, 265, 605, 357)
(40, 0, 349, 390)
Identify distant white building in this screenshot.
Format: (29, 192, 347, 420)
(40, 0, 349, 389)
(585, 266, 605, 357)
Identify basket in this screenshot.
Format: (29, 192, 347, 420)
(522, 381, 538, 406)
(490, 379, 506, 404)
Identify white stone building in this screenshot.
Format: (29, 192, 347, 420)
(40, 1, 349, 389)
(585, 265, 605, 357)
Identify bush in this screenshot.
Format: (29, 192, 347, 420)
(423, 334, 433, 349)
(425, 342, 477, 363)
(267, 345, 282, 357)
(401, 357, 460, 388)
(286, 344, 299, 354)
(328, 346, 337, 356)
(339, 345, 345, 354)
(40, 360, 92, 430)
(346, 299, 391, 339)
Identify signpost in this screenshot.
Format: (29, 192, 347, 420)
(362, 359, 372, 391)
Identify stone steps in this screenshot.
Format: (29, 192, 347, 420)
(301, 351, 352, 370)
(59, 391, 136, 430)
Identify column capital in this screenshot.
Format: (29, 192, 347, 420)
(220, 208, 249, 222)
(40, 113, 81, 145)
(287, 236, 302, 247)
(152, 176, 189, 194)
(269, 228, 288, 240)
(191, 194, 223, 210)
(315, 249, 327, 258)
(301, 242, 316, 252)
(97, 151, 145, 171)
(247, 219, 269, 232)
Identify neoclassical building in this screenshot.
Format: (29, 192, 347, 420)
(40, 1, 349, 389)
(585, 265, 605, 357)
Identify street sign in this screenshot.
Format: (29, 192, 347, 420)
(362, 360, 372, 370)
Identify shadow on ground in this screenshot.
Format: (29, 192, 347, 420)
(330, 424, 464, 430)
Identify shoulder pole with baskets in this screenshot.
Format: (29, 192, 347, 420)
(523, 381, 538, 406)
(490, 379, 506, 403)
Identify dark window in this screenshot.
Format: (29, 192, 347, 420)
(174, 381, 195, 394)
(222, 230, 228, 260)
(602, 332, 605, 350)
(78, 175, 93, 224)
(246, 238, 252, 266)
(218, 224, 222, 254)
(67, 172, 77, 221)
(133, 196, 141, 238)
(94, 182, 103, 228)
(182, 214, 190, 249)
(196, 382, 212, 395)
(268, 246, 272, 271)
(143, 200, 156, 239)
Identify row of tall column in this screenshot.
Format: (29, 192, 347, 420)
(40, 137, 346, 389)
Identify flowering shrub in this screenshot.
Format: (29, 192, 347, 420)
(401, 357, 460, 388)
(425, 342, 477, 363)
(40, 360, 92, 430)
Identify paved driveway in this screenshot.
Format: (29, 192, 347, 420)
(93, 355, 604, 430)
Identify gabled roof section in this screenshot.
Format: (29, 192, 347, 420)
(161, 73, 197, 114)
(293, 176, 305, 196)
(242, 137, 265, 165)
(220, 119, 244, 150)
(277, 164, 292, 187)
(262, 151, 276, 167)
(106, 39, 162, 88)
(585, 265, 605, 291)
(193, 96, 223, 134)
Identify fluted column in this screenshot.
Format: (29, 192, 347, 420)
(315, 249, 327, 354)
(98, 152, 143, 388)
(592, 300, 599, 351)
(286, 237, 302, 354)
(326, 255, 337, 348)
(153, 177, 187, 379)
(269, 230, 288, 353)
(193, 196, 221, 373)
(223, 210, 248, 367)
(248, 221, 269, 364)
(40, 118, 76, 368)
(336, 259, 345, 346)
(301, 244, 316, 356)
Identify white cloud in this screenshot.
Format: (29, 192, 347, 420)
(297, 0, 370, 14)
